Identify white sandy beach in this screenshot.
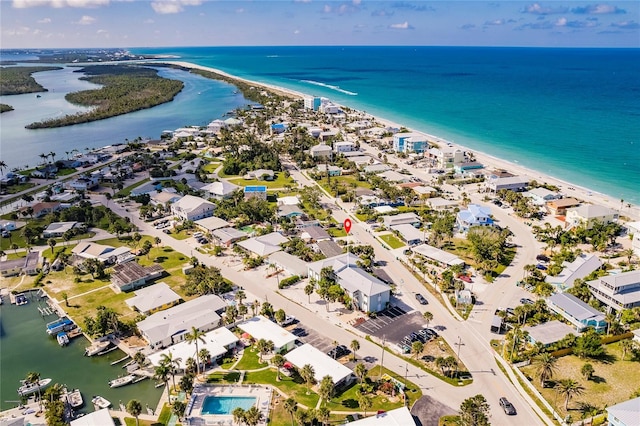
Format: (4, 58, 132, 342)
(167, 60, 639, 222)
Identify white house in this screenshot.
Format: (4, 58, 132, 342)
(42, 221, 79, 238)
(566, 204, 619, 229)
(334, 141, 356, 153)
(382, 212, 421, 228)
(485, 175, 529, 193)
(237, 232, 288, 257)
(587, 270, 640, 311)
(606, 396, 640, 426)
(201, 181, 239, 199)
(633, 233, 640, 258)
(456, 204, 493, 231)
(310, 143, 333, 159)
(171, 195, 216, 222)
(545, 253, 602, 291)
(391, 224, 424, 246)
(427, 146, 466, 169)
(526, 187, 561, 205)
(70, 408, 115, 426)
(411, 244, 465, 268)
(546, 293, 606, 332)
(238, 316, 297, 353)
(71, 242, 132, 264)
(285, 343, 353, 387)
(125, 282, 181, 315)
(346, 407, 416, 426)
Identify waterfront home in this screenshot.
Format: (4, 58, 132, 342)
(267, 251, 309, 278)
(546, 197, 581, 216)
(565, 204, 619, 229)
(68, 176, 100, 192)
(148, 326, 239, 370)
(207, 119, 226, 134)
(137, 294, 227, 349)
(171, 195, 216, 222)
(70, 408, 115, 426)
(456, 204, 493, 231)
(212, 227, 249, 247)
(195, 216, 230, 234)
(546, 292, 606, 332)
(42, 221, 79, 238)
(237, 232, 288, 257)
(334, 141, 356, 153)
(485, 175, 529, 193)
(526, 187, 561, 205)
(523, 320, 578, 347)
(454, 161, 484, 174)
(382, 212, 421, 228)
(310, 143, 333, 160)
(320, 102, 341, 114)
(243, 185, 267, 200)
(201, 181, 239, 199)
(427, 146, 466, 169)
(545, 253, 602, 291)
(0, 251, 40, 277)
(238, 315, 297, 352)
(393, 132, 427, 154)
(606, 396, 640, 426)
(304, 96, 322, 111)
(110, 262, 164, 293)
(587, 270, 640, 311)
(31, 164, 59, 179)
(411, 244, 465, 268)
(72, 242, 133, 264)
(391, 224, 425, 246)
(285, 343, 354, 387)
(125, 282, 181, 315)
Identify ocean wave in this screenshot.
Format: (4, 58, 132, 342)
(300, 79, 358, 96)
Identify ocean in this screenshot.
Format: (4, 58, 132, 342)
(135, 46, 640, 204)
(1, 46, 639, 203)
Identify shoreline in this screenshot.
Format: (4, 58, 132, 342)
(166, 60, 639, 221)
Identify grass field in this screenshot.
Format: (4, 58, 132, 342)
(378, 233, 405, 249)
(228, 172, 295, 189)
(234, 347, 267, 371)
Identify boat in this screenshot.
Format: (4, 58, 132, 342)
(91, 396, 111, 409)
(17, 378, 52, 396)
(15, 294, 28, 306)
(84, 340, 111, 356)
(47, 317, 74, 335)
(66, 389, 84, 408)
(36, 94, 41, 98)
(108, 374, 135, 388)
(57, 332, 69, 346)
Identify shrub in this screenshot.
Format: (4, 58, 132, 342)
(278, 275, 300, 289)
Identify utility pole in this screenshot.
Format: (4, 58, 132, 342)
(380, 335, 386, 374)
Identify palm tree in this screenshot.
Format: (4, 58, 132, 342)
(185, 327, 206, 376)
(235, 290, 246, 306)
(556, 379, 585, 412)
(300, 364, 315, 395)
(243, 406, 263, 426)
(255, 339, 274, 363)
(316, 406, 330, 426)
(318, 375, 334, 406)
(304, 282, 315, 303)
(283, 397, 297, 426)
(354, 362, 367, 384)
(0, 160, 6, 176)
(199, 348, 211, 371)
(581, 363, 594, 380)
(160, 352, 182, 391)
(621, 339, 634, 360)
(154, 363, 171, 402)
(133, 351, 146, 367)
(271, 354, 285, 381)
(172, 400, 186, 421)
(357, 391, 373, 416)
(412, 340, 424, 360)
(25, 372, 43, 412)
(49, 151, 56, 164)
(232, 407, 246, 425)
(251, 300, 260, 317)
(423, 311, 434, 327)
(534, 353, 558, 387)
(350, 339, 360, 361)
(126, 399, 143, 426)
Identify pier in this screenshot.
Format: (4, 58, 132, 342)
(111, 355, 130, 366)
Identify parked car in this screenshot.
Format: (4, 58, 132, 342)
(492, 199, 503, 206)
(505, 308, 515, 316)
(499, 397, 517, 415)
(327, 345, 350, 359)
(536, 254, 550, 263)
(281, 316, 297, 326)
(458, 274, 472, 283)
(415, 294, 428, 305)
(536, 264, 547, 270)
(520, 298, 534, 305)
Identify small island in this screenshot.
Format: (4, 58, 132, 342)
(0, 66, 62, 95)
(0, 103, 14, 113)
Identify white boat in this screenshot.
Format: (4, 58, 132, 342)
(66, 389, 84, 408)
(108, 374, 135, 388)
(57, 332, 69, 346)
(91, 396, 111, 409)
(84, 340, 110, 356)
(17, 378, 52, 396)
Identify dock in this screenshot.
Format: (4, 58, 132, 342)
(111, 355, 130, 366)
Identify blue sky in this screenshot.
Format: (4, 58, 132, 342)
(1, 1, 638, 48)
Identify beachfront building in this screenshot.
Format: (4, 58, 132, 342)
(546, 292, 606, 332)
(606, 396, 640, 426)
(526, 187, 561, 205)
(545, 253, 602, 292)
(243, 185, 267, 200)
(428, 146, 466, 169)
(411, 244, 465, 269)
(392, 132, 427, 154)
(304, 96, 322, 111)
(201, 181, 239, 200)
(110, 262, 164, 293)
(523, 320, 578, 348)
(171, 195, 216, 222)
(633, 233, 640, 258)
(285, 343, 354, 387)
(456, 204, 493, 231)
(546, 198, 581, 216)
(237, 232, 288, 257)
(565, 204, 619, 229)
(382, 212, 421, 228)
(485, 175, 529, 193)
(137, 294, 227, 349)
(42, 221, 79, 238)
(125, 282, 181, 315)
(587, 270, 640, 311)
(238, 316, 297, 353)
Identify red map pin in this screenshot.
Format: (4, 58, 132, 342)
(343, 218, 352, 234)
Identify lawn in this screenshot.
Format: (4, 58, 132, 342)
(228, 172, 295, 189)
(243, 368, 320, 409)
(520, 340, 640, 418)
(61, 286, 135, 325)
(327, 226, 347, 238)
(234, 347, 268, 371)
(116, 178, 151, 197)
(378, 233, 405, 249)
(201, 162, 221, 174)
(0, 181, 36, 194)
(444, 238, 516, 282)
(0, 227, 95, 251)
(315, 174, 372, 194)
(206, 371, 241, 384)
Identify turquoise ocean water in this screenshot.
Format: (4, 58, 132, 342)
(135, 46, 640, 204)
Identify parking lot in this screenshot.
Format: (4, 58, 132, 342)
(354, 307, 426, 345)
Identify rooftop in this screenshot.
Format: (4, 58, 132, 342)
(412, 244, 464, 267)
(346, 407, 416, 425)
(285, 343, 353, 385)
(238, 232, 289, 256)
(606, 396, 640, 426)
(111, 262, 164, 289)
(336, 267, 390, 297)
(547, 292, 605, 322)
(238, 316, 297, 350)
(195, 216, 230, 231)
(523, 320, 578, 346)
(125, 282, 180, 313)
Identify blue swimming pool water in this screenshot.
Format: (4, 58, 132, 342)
(201, 396, 257, 415)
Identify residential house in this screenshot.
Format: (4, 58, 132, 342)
(526, 187, 561, 205)
(110, 262, 164, 293)
(411, 244, 465, 268)
(427, 197, 459, 211)
(246, 169, 274, 181)
(201, 181, 240, 199)
(300, 225, 331, 242)
(316, 240, 344, 258)
(195, 216, 230, 234)
(310, 143, 333, 160)
(0, 220, 16, 231)
(271, 123, 288, 134)
(566, 204, 619, 229)
(454, 162, 484, 174)
(237, 232, 288, 257)
(42, 221, 79, 238)
(72, 242, 132, 264)
(277, 204, 304, 219)
(633, 233, 640, 258)
(31, 164, 58, 179)
(427, 146, 466, 169)
(212, 227, 249, 247)
(393, 132, 427, 154)
(546, 198, 580, 216)
(285, 344, 354, 387)
(70, 408, 116, 426)
(150, 190, 182, 206)
(546, 292, 606, 332)
(26, 202, 62, 218)
(0, 251, 40, 277)
(131, 182, 162, 197)
(171, 195, 216, 222)
(315, 164, 342, 177)
(243, 185, 267, 200)
(523, 320, 578, 347)
(207, 119, 226, 134)
(277, 196, 300, 206)
(606, 396, 640, 426)
(382, 212, 421, 228)
(456, 204, 493, 231)
(67, 176, 100, 192)
(545, 253, 602, 291)
(238, 316, 297, 352)
(125, 282, 181, 315)
(334, 141, 356, 153)
(485, 175, 529, 193)
(412, 185, 438, 199)
(137, 294, 227, 349)
(345, 407, 416, 426)
(391, 224, 425, 246)
(363, 164, 390, 174)
(268, 251, 309, 278)
(377, 170, 410, 183)
(587, 270, 640, 311)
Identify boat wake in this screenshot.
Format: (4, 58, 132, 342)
(300, 80, 358, 96)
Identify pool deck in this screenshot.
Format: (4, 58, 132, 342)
(185, 384, 273, 426)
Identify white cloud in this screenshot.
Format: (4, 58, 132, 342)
(3, 25, 31, 36)
(555, 17, 567, 27)
(13, 0, 109, 8)
(293, 29, 300, 34)
(352, 0, 361, 5)
(389, 21, 412, 30)
(150, 0, 202, 15)
(323, 4, 331, 13)
(236, 8, 244, 13)
(96, 28, 107, 33)
(37, 17, 52, 23)
(75, 15, 96, 25)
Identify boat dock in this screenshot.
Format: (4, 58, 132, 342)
(111, 355, 130, 366)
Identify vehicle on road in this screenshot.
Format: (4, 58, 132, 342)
(415, 294, 428, 305)
(520, 298, 534, 305)
(499, 397, 517, 415)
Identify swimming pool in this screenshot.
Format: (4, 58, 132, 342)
(201, 396, 257, 415)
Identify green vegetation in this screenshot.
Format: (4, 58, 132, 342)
(379, 233, 406, 249)
(233, 348, 266, 371)
(1, 103, 14, 113)
(228, 173, 295, 189)
(26, 65, 184, 129)
(0, 66, 61, 95)
(0, 181, 36, 195)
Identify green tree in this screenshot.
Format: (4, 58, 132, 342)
(172, 400, 186, 421)
(180, 374, 194, 395)
(357, 391, 373, 416)
(304, 282, 315, 303)
(185, 327, 206, 376)
(25, 371, 44, 412)
(423, 311, 434, 327)
(154, 363, 171, 403)
(232, 407, 246, 426)
(459, 394, 490, 426)
(555, 379, 585, 412)
(283, 397, 297, 426)
(126, 399, 143, 426)
(581, 363, 594, 381)
(318, 375, 335, 405)
(412, 340, 424, 360)
(160, 352, 182, 391)
(354, 362, 368, 384)
(48, 238, 56, 254)
(534, 353, 558, 387)
(574, 330, 604, 359)
(274, 308, 286, 325)
(350, 339, 360, 361)
(243, 406, 263, 426)
(256, 339, 274, 363)
(316, 406, 330, 426)
(272, 354, 285, 381)
(300, 364, 315, 395)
